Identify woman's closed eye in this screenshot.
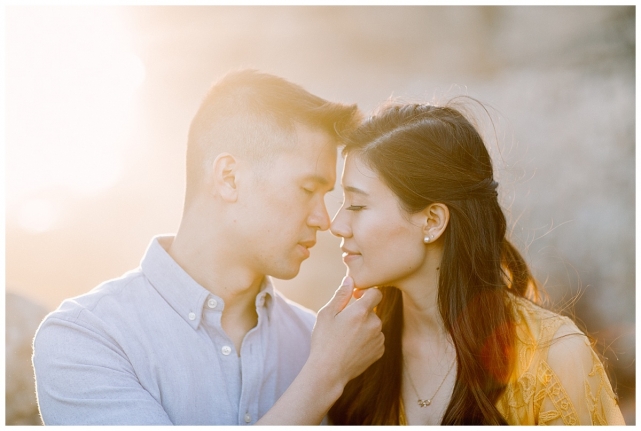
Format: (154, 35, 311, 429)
(346, 205, 365, 211)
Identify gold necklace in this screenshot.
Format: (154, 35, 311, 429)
(403, 358, 455, 408)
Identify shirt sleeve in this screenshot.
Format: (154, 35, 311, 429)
(32, 310, 173, 425)
(537, 323, 625, 425)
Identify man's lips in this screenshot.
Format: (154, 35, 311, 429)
(298, 240, 316, 258)
(299, 240, 316, 249)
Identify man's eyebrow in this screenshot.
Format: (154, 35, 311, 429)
(305, 175, 334, 192)
(344, 186, 368, 195)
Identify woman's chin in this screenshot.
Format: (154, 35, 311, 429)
(345, 270, 361, 289)
(349, 274, 375, 290)
(346, 266, 384, 289)
(352, 275, 400, 290)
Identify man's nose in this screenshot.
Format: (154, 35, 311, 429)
(309, 200, 331, 231)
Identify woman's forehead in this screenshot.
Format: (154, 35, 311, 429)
(342, 154, 379, 185)
(341, 155, 393, 200)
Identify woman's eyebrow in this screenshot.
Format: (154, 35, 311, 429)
(343, 185, 368, 195)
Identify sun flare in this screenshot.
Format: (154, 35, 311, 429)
(6, 6, 146, 231)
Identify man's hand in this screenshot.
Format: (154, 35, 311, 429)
(255, 276, 384, 425)
(308, 276, 384, 389)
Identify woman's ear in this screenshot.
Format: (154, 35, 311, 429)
(422, 203, 450, 244)
(210, 153, 239, 202)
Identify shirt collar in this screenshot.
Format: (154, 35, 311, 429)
(141, 235, 275, 329)
(255, 278, 275, 316)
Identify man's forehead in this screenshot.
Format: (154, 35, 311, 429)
(291, 123, 339, 150)
(270, 126, 337, 184)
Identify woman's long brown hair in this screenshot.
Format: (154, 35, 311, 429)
(328, 103, 539, 425)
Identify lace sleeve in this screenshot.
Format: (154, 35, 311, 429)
(537, 323, 625, 425)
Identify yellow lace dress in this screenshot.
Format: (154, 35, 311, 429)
(400, 296, 625, 425)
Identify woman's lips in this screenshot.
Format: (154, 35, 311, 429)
(342, 251, 361, 263)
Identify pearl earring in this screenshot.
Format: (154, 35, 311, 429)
(424, 235, 432, 244)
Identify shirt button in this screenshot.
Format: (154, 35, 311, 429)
(207, 298, 218, 309)
(188, 312, 196, 321)
(257, 297, 265, 307)
(221, 345, 232, 356)
(244, 413, 251, 423)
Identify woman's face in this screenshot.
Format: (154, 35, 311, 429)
(331, 153, 429, 289)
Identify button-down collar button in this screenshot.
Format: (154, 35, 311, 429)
(257, 296, 265, 307)
(188, 312, 196, 321)
(207, 298, 218, 309)
(221, 345, 232, 356)
(244, 413, 251, 423)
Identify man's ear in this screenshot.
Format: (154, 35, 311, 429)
(210, 153, 238, 202)
(421, 203, 450, 243)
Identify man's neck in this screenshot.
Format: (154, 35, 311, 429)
(166, 230, 263, 353)
(167, 230, 262, 291)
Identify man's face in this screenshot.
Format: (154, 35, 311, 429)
(236, 124, 337, 280)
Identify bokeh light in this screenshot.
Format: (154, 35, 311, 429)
(6, 6, 145, 231)
(16, 198, 61, 234)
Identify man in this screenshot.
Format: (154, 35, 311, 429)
(32, 70, 384, 425)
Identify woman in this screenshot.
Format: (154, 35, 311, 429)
(327, 103, 624, 425)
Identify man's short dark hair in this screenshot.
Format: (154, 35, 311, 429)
(185, 69, 362, 203)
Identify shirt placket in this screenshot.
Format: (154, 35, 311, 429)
(237, 300, 267, 425)
(202, 296, 243, 423)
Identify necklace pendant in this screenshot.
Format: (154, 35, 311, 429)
(417, 399, 432, 407)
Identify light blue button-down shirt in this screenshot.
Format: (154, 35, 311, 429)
(33, 235, 316, 425)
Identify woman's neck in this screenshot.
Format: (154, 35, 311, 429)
(399, 273, 457, 425)
(399, 262, 453, 359)
(401, 288, 450, 349)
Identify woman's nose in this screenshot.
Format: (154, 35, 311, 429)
(330, 210, 351, 238)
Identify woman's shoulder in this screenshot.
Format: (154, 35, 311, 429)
(508, 293, 584, 348)
(506, 293, 591, 386)
(500, 294, 625, 425)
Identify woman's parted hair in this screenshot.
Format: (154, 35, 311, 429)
(328, 102, 539, 425)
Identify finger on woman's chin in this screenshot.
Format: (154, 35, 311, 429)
(352, 288, 366, 299)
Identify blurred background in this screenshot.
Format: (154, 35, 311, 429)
(5, 6, 634, 425)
